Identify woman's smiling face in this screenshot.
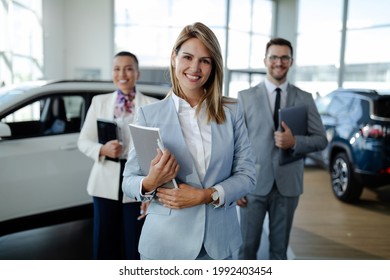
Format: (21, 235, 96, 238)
(112, 55, 140, 94)
(172, 37, 213, 97)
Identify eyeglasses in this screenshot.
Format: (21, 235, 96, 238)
(267, 55, 292, 63)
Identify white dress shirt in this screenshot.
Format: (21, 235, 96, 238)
(140, 93, 225, 207)
(172, 93, 225, 206)
(264, 78, 288, 113)
(264, 78, 297, 149)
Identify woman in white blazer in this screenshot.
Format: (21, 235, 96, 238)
(122, 23, 256, 260)
(78, 52, 158, 259)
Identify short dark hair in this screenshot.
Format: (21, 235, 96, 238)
(114, 51, 139, 70)
(265, 38, 293, 58)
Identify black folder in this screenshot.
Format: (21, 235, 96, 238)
(278, 105, 308, 165)
(97, 119, 119, 162)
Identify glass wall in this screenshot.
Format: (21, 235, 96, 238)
(344, 0, 390, 89)
(3, 0, 387, 97)
(115, 0, 227, 67)
(227, 0, 272, 97)
(114, 0, 273, 97)
(295, 0, 342, 96)
(296, 0, 390, 96)
(0, 0, 43, 86)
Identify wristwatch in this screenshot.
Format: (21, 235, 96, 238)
(209, 187, 219, 205)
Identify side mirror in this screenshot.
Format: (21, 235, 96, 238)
(0, 122, 11, 138)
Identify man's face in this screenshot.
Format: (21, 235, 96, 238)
(264, 45, 293, 84)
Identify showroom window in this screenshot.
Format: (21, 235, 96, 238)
(295, 0, 342, 96)
(296, 0, 390, 96)
(114, 0, 273, 97)
(114, 0, 227, 67)
(227, 0, 272, 97)
(343, 0, 390, 90)
(0, 0, 43, 86)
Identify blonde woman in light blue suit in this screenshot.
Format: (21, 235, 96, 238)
(122, 22, 256, 260)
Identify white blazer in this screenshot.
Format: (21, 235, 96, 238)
(78, 90, 158, 202)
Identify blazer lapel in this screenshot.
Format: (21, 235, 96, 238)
(161, 97, 203, 187)
(286, 84, 298, 107)
(204, 122, 220, 186)
(258, 83, 275, 129)
(103, 92, 116, 119)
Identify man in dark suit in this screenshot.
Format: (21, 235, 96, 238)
(237, 38, 328, 259)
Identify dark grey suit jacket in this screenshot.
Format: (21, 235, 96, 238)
(238, 82, 327, 197)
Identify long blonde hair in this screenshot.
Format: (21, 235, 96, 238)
(168, 22, 228, 124)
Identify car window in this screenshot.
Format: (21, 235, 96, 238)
(374, 97, 390, 118)
(2, 100, 43, 122)
(327, 95, 353, 117)
(348, 98, 365, 123)
(315, 95, 332, 115)
(1, 95, 85, 139)
(359, 99, 371, 122)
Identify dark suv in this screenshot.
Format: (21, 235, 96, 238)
(308, 88, 390, 203)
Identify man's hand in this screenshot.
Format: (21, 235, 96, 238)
(236, 197, 247, 207)
(137, 201, 150, 220)
(274, 121, 295, 149)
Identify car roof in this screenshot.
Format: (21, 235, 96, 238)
(333, 88, 390, 101)
(0, 80, 170, 114)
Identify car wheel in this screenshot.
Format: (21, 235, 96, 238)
(330, 152, 363, 203)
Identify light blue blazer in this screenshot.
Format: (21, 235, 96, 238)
(122, 96, 256, 260)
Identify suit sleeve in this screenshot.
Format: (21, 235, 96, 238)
(293, 94, 328, 156)
(122, 107, 148, 201)
(77, 96, 103, 162)
(218, 102, 257, 208)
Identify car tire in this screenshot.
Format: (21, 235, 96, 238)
(330, 152, 363, 203)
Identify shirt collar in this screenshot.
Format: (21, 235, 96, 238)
(171, 91, 206, 113)
(264, 78, 288, 94)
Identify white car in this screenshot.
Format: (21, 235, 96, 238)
(0, 80, 168, 236)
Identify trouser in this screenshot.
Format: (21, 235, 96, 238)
(238, 183, 299, 260)
(92, 159, 144, 259)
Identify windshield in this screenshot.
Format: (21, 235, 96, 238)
(0, 81, 46, 104)
(315, 93, 333, 115)
(0, 87, 27, 103)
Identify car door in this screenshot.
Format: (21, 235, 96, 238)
(0, 93, 93, 223)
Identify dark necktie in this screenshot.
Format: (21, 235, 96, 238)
(273, 88, 281, 129)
